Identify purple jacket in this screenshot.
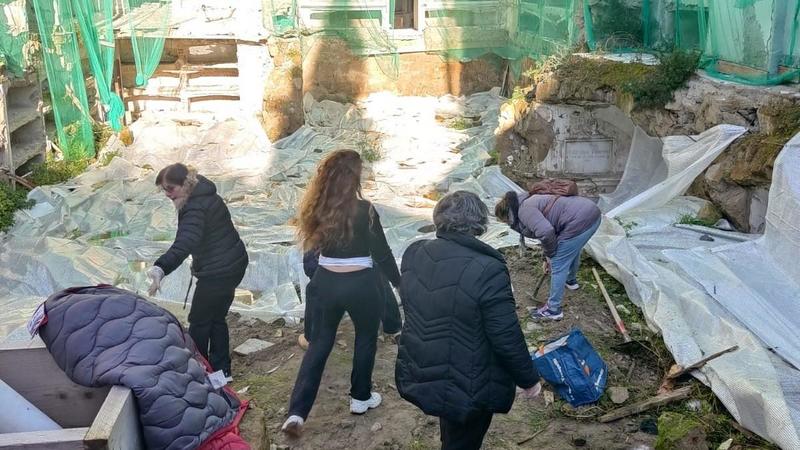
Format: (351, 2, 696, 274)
(514, 193, 601, 257)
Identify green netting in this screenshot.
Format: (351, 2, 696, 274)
(673, 0, 707, 51)
(264, 0, 298, 33)
(512, 0, 579, 58)
(122, 0, 171, 86)
(585, 0, 653, 51)
(72, 0, 124, 131)
(0, 0, 31, 77)
(425, 0, 511, 61)
(703, 0, 800, 85)
(32, 0, 95, 159)
(294, 0, 399, 79)
(24, 0, 170, 159)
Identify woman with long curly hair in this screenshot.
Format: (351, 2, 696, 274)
(282, 149, 400, 436)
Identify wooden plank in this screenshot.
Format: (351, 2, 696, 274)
(119, 63, 238, 87)
(599, 386, 693, 423)
(85, 386, 143, 450)
(0, 344, 109, 427)
(714, 60, 766, 78)
(0, 427, 89, 450)
(125, 82, 239, 96)
(666, 346, 739, 380)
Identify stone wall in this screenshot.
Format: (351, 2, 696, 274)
(262, 36, 505, 141)
(512, 59, 800, 232)
(496, 98, 635, 197)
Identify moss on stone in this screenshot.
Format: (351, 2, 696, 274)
(546, 50, 699, 110)
(727, 101, 800, 186)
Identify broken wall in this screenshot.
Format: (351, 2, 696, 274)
(497, 99, 635, 197)
(262, 36, 505, 141)
(510, 55, 800, 232)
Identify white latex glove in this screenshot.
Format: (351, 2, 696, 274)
(519, 382, 542, 399)
(146, 266, 165, 296)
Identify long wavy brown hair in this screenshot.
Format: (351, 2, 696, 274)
(297, 149, 363, 251)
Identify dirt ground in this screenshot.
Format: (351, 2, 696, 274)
(227, 248, 771, 450)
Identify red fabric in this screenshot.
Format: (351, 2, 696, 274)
(191, 335, 251, 450)
(198, 389, 251, 450)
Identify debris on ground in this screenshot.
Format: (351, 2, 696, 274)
(609, 386, 630, 405)
(233, 339, 275, 356)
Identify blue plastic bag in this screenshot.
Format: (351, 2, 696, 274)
(531, 328, 607, 407)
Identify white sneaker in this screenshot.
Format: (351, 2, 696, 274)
(281, 415, 304, 437)
(566, 281, 580, 290)
(350, 392, 382, 414)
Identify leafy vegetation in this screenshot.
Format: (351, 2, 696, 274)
(677, 213, 718, 227)
(614, 216, 639, 236)
(551, 49, 700, 109)
(92, 121, 113, 150)
(447, 117, 473, 130)
(0, 183, 34, 232)
(28, 158, 90, 186)
(99, 149, 121, 167)
(626, 50, 701, 108)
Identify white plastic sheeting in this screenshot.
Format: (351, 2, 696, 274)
(0, 89, 522, 342)
(588, 124, 800, 449)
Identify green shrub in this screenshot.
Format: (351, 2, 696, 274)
(29, 158, 90, 186)
(0, 183, 34, 232)
(677, 213, 717, 227)
(625, 50, 701, 108)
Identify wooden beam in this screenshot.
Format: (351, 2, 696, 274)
(85, 386, 143, 450)
(599, 386, 693, 423)
(666, 346, 739, 380)
(0, 427, 89, 450)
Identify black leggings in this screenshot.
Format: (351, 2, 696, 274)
(304, 271, 401, 338)
(289, 267, 383, 419)
(188, 269, 245, 375)
(440, 412, 494, 450)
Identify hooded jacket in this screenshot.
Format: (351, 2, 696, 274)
(155, 175, 248, 278)
(514, 192, 601, 257)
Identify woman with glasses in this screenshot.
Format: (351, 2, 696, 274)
(146, 163, 249, 378)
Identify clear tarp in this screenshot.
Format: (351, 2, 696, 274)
(0, 89, 521, 341)
(588, 124, 800, 449)
(2, 91, 799, 447)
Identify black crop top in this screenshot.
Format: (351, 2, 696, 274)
(320, 200, 401, 286)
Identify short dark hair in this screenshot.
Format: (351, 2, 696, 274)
(433, 191, 489, 236)
(155, 163, 189, 186)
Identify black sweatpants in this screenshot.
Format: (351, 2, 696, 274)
(289, 267, 382, 419)
(304, 271, 401, 339)
(188, 269, 246, 375)
(439, 412, 494, 450)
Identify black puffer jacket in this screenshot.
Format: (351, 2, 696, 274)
(155, 175, 248, 278)
(395, 231, 539, 423)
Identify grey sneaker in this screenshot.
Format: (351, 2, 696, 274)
(566, 280, 580, 290)
(530, 305, 564, 321)
(350, 392, 382, 414)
